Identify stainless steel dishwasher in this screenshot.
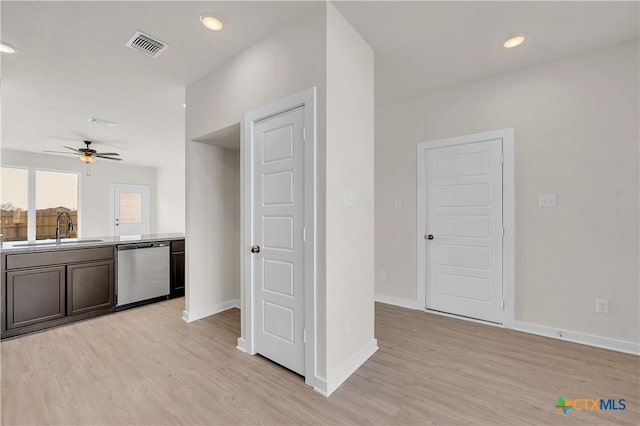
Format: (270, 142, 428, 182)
(116, 241, 170, 309)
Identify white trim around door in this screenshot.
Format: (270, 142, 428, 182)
(239, 87, 317, 388)
(417, 128, 515, 328)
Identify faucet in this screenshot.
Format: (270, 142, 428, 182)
(55, 211, 74, 243)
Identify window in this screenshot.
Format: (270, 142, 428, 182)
(0, 167, 79, 242)
(35, 170, 78, 240)
(0, 168, 28, 241)
(119, 192, 143, 224)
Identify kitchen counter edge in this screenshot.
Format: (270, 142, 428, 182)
(0, 233, 185, 254)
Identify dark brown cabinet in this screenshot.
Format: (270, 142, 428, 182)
(6, 266, 65, 329)
(67, 261, 114, 315)
(2, 246, 115, 339)
(170, 239, 185, 299)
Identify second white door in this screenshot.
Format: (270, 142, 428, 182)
(252, 106, 306, 375)
(425, 139, 503, 323)
(112, 184, 150, 236)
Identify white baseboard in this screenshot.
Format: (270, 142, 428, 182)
(376, 293, 638, 356)
(375, 293, 420, 310)
(313, 378, 328, 397)
(514, 321, 639, 356)
(236, 337, 250, 353)
(182, 299, 240, 323)
(314, 338, 378, 397)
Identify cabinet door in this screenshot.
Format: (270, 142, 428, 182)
(170, 251, 185, 298)
(67, 261, 114, 315)
(6, 266, 65, 329)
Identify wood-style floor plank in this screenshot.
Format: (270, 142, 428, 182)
(1, 299, 638, 425)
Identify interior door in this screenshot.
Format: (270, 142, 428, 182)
(252, 106, 305, 375)
(425, 139, 503, 323)
(112, 184, 150, 236)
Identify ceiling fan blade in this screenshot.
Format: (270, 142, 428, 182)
(63, 146, 82, 153)
(95, 152, 120, 156)
(95, 155, 122, 161)
(43, 150, 79, 155)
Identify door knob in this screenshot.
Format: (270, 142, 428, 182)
(251, 244, 261, 254)
(427, 234, 434, 240)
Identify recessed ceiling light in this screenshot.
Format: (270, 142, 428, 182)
(181, 103, 187, 108)
(200, 14, 224, 31)
(0, 42, 16, 54)
(503, 34, 526, 49)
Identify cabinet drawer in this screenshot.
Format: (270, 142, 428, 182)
(171, 239, 185, 253)
(6, 246, 114, 270)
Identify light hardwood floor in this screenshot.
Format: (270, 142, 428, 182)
(1, 298, 638, 425)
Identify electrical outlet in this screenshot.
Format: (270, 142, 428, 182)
(539, 194, 557, 208)
(596, 299, 609, 314)
(557, 330, 563, 338)
(380, 270, 388, 281)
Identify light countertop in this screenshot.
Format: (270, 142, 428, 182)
(1, 233, 185, 254)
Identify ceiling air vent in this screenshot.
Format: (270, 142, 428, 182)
(125, 31, 169, 58)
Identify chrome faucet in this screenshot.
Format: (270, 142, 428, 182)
(55, 211, 74, 243)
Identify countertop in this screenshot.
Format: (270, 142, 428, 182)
(0, 233, 185, 254)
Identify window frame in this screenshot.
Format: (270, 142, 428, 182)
(1, 164, 81, 242)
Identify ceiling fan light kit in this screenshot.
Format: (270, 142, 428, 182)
(43, 140, 122, 174)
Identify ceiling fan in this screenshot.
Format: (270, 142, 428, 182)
(44, 140, 122, 162)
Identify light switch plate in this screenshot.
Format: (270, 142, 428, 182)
(539, 194, 557, 208)
(394, 200, 402, 209)
(343, 190, 354, 207)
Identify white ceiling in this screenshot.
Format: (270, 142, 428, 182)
(334, 1, 640, 106)
(2, 1, 638, 167)
(0, 1, 317, 167)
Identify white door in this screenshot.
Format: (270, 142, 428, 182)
(252, 106, 305, 375)
(425, 139, 503, 323)
(112, 184, 150, 236)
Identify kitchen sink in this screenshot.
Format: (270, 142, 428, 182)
(11, 239, 103, 247)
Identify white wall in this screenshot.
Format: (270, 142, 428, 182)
(375, 42, 639, 344)
(156, 156, 185, 234)
(223, 149, 241, 304)
(155, 100, 186, 235)
(184, 5, 327, 382)
(186, 4, 327, 141)
(185, 5, 377, 392)
(325, 3, 376, 384)
(184, 142, 239, 320)
(1, 149, 156, 237)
